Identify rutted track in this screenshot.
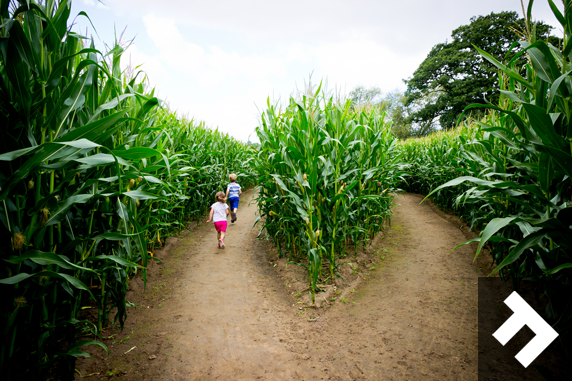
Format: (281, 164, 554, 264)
(78, 190, 482, 380)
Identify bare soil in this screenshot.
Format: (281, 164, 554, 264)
(76, 190, 488, 380)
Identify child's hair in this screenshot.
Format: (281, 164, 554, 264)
(215, 191, 226, 202)
(229, 173, 237, 182)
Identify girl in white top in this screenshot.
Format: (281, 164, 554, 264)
(206, 191, 230, 249)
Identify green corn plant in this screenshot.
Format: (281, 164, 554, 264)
(398, 123, 486, 222)
(255, 90, 405, 303)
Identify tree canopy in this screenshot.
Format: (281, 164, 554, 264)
(348, 86, 382, 106)
(347, 86, 412, 139)
(404, 11, 557, 131)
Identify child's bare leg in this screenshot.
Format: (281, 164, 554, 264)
(217, 231, 221, 241)
(220, 231, 226, 241)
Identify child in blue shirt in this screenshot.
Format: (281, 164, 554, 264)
(225, 173, 242, 223)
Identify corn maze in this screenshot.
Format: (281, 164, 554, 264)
(1, 0, 571, 379)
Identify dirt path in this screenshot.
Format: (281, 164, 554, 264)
(77, 191, 482, 380)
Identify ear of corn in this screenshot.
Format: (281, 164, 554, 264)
(0, 2, 254, 379)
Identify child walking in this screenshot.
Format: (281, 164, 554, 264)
(206, 191, 229, 249)
(226, 173, 242, 223)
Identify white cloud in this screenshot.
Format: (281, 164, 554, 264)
(83, 0, 107, 9)
(309, 39, 422, 91)
(101, 0, 562, 53)
(123, 44, 172, 85)
(141, 13, 287, 86)
(117, 13, 430, 141)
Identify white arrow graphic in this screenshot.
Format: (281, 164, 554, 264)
(492, 291, 559, 368)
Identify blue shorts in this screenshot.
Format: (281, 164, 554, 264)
(229, 197, 239, 210)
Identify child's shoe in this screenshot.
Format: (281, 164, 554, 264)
(232, 211, 237, 222)
(220, 239, 225, 249)
(218, 242, 221, 249)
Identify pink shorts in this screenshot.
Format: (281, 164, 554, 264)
(214, 221, 227, 232)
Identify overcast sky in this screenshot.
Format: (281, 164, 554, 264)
(71, 0, 562, 142)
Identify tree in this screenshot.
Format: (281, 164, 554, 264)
(348, 86, 382, 106)
(404, 11, 557, 131)
(347, 87, 413, 139)
(383, 90, 412, 139)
